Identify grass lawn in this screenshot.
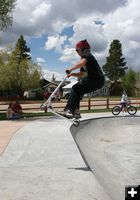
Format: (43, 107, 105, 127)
(0, 108, 112, 121)
(0, 112, 53, 121)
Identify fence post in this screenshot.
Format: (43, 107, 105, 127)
(107, 97, 109, 109)
(88, 94, 91, 110)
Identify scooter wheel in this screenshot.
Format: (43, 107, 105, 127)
(73, 119, 80, 127)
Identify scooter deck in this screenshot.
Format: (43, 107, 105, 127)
(49, 108, 80, 126)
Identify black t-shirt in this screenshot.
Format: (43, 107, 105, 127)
(81, 52, 104, 79)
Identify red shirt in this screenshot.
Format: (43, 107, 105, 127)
(13, 103, 22, 113)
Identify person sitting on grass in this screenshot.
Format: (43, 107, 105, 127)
(13, 100, 23, 114)
(6, 101, 23, 120)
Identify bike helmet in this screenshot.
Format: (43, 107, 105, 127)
(76, 40, 90, 50)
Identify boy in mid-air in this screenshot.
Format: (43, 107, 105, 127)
(60, 39, 105, 118)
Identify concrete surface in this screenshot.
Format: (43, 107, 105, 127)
(0, 120, 27, 155)
(0, 111, 140, 200)
(70, 115, 140, 200)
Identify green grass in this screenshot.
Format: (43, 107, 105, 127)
(0, 112, 53, 121)
(81, 108, 111, 113)
(0, 113, 6, 120)
(22, 112, 53, 118)
(0, 108, 112, 121)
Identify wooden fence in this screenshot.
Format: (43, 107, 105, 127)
(0, 97, 140, 112)
(83, 97, 140, 110)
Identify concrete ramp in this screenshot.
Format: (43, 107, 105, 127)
(70, 116, 140, 200)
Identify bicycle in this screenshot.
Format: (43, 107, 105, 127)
(112, 100, 137, 116)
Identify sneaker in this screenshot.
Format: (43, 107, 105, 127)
(74, 110, 81, 119)
(122, 112, 125, 116)
(64, 110, 74, 118)
(57, 109, 73, 118)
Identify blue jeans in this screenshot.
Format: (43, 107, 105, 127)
(9, 113, 21, 120)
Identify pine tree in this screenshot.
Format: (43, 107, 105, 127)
(102, 40, 128, 95)
(12, 35, 31, 63)
(0, 0, 16, 30)
(103, 40, 127, 82)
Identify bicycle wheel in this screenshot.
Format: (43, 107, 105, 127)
(127, 106, 137, 115)
(112, 106, 121, 115)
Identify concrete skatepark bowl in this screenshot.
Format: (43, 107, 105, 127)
(70, 116, 140, 200)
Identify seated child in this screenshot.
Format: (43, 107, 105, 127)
(6, 101, 23, 120)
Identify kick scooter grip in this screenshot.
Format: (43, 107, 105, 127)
(65, 69, 71, 75)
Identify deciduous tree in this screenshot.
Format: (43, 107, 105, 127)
(0, 0, 16, 30)
(0, 36, 42, 96)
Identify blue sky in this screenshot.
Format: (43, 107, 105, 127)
(28, 26, 74, 74)
(28, 35, 65, 71)
(0, 0, 140, 81)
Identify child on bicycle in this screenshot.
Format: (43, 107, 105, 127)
(120, 91, 128, 113)
(60, 39, 105, 118)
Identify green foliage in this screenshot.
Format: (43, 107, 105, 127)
(103, 39, 127, 82)
(102, 39, 128, 95)
(122, 69, 137, 96)
(11, 35, 31, 61)
(135, 71, 140, 96)
(0, 112, 53, 121)
(110, 83, 123, 96)
(0, 50, 12, 90)
(0, 35, 43, 96)
(0, 0, 16, 30)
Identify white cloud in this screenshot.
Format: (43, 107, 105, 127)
(0, 0, 127, 41)
(31, 1, 51, 21)
(59, 16, 108, 66)
(59, 47, 79, 63)
(43, 68, 78, 82)
(59, 0, 140, 70)
(36, 57, 46, 63)
(101, 0, 140, 69)
(49, 0, 127, 21)
(43, 69, 64, 81)
(52, 20, 69, 34)
(71, 16, 108, 53)
(45, 35, 67, 52)
(0, 0, 140, 72)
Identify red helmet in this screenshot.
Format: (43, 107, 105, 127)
(76, 40, 90, 50)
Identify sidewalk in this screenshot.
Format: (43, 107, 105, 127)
(0, 120, 28, 155)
